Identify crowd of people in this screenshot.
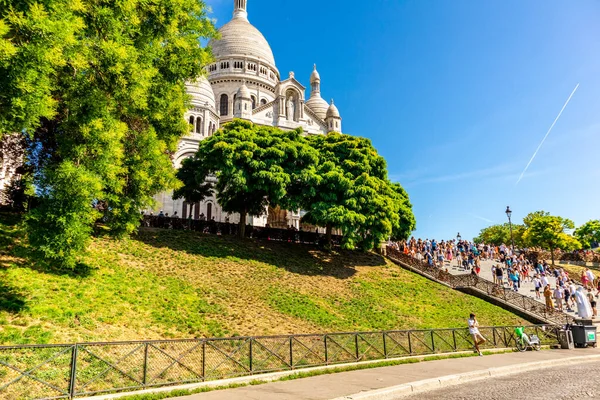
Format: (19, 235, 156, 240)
(389, 237, 600, 319)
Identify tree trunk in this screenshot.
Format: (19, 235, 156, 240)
(326, 223, 332, 247)
(239, 209, 247, 239)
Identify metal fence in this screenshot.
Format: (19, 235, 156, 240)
(0, 325, 561, 399)
(141, 216, 343, 245)
(386, 247, 575, 325)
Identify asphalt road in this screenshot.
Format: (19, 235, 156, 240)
(403, 361, 600, 399)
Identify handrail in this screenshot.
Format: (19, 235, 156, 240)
(386, 246, 574, 325)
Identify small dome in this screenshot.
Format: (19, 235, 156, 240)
(306, 96, 329, 120)
(326, 100, 340, 118)
(237, 82, 251, 99)
(310, 64, 321, 84)
(186, 76, 216, 110)
(209, 17, 276, 69)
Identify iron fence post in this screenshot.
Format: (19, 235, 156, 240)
(383, 332, 388, 359)
(492, 328, 497, 346)
(408, 331, 413, 355)
(68, 344, 78, 399)
(202, 340, 206, 381)
(289, 337, 294, 369)
(452, 329, 457, 351)
(143, 343, 149, 386)
(431, 331, 435, 353)
(355, 334, 360, 361)
(249, 338, 253, 373)
(324, 335, 328, 365)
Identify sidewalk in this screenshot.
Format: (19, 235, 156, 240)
(173, 348, 600, 400)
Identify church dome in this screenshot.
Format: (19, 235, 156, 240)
(306, 96, 329, 120)
(210, 15, 276, 68)
(237, 82, 251, 99)
(326, 100, 340, 118)
(185, 76, 216, 110)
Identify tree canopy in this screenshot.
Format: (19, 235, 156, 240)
(175, 121, 319, 238)
(574, 220, 600, 249)
(473, 223, 525, 247)
(176, 123, 415, 249)
(1, 0, 216, 267)
(300, 133, 411, 249)
(522, 211, 580, 264)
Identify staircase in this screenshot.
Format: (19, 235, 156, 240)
(386, 247, 574, 326)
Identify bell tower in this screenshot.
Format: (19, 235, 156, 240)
(233, 0, 248, 20)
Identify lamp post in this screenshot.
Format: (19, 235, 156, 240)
(457, 232, 461, 242)
(505, 206, 515, 254)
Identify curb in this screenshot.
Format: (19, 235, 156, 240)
(331, 354, 600, 400)
(77, 348, 512, 400)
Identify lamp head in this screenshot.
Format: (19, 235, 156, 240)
(505, 206, 512, 219)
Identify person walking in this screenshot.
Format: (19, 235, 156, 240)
(468, 313, 486, 356)
(533, 276, 542, 300)
(544, 285, 554, 311)
(587, 288, 597, 318)
(553, 286, 564, 312)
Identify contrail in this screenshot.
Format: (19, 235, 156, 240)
(516, 83, 580, 185)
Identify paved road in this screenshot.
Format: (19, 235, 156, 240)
(404, 360, 600, 399)
(173, 349, 600, 400)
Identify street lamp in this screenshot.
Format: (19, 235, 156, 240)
(457, 232, 461, 242)
(505, 206, 515, 254)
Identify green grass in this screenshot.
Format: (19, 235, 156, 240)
(0, 213, 524, 345)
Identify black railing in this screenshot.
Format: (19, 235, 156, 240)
(0, 325, 560, 399)
(386, 247, 575, 325)
(140, 216, 343, 246)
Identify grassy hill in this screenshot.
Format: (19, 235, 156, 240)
(0, 214, 524, 345)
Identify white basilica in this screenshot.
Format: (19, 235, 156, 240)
(154, 0, 343, 228)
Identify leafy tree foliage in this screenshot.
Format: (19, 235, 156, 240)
(389, 183, 416, 241)
(175, 121, 319, 238)
(522, 211, 581, 264)
(574, 220, 600, 249)
(473, 223, 525, 247)
(301, 133, 412, 250)
(1, 0, 216, 267)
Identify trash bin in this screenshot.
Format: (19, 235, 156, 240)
(571, 325, 597, 348)
(558, 329, 574, 349)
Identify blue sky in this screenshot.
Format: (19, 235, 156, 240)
(207, 0, 600, 241)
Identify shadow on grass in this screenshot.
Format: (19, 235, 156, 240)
(0, 212, 94, 278)
(134, 228, 387, 279)
(0, 282, 26, 313)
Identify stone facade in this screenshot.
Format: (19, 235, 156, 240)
(154, 0, 343, 229)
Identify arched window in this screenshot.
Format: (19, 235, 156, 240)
(206, 203, 213, 221)
(219, 94, 228, 116)
(189, 116, 195, 132)
(260, 98, 267, 106)
(196, 117, 202, 134)
(251, 96, 256, 110)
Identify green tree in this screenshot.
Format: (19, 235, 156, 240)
(301, 133, 410, 250)
(574, 220, 600, 249)
(1, 0, 216, 267)
(473, 223, 525, 247)
(175, 120, 319, 238)
(390, 182, 416, 241)
(522, 211, 581, 265)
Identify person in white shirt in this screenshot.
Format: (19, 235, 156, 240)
(533, 276, 542, 299)
(585, 269, 595, 290)
(468, 313, 486, 356)
(541, 274, 550, 288)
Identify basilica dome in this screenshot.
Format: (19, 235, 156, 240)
(210, 15, 276, 69)
(185, 76, 216, 110)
